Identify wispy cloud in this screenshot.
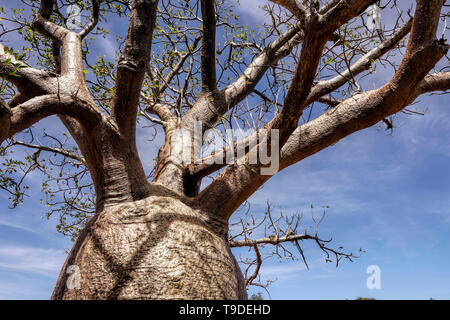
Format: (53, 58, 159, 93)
(235, 0, 270, 23)
(0, 246, 66, 277)
(0, 218, 37, 234)
(0, 277, 50, 300)
(97, 36, 119, 61)
(259, 261, 308, 281)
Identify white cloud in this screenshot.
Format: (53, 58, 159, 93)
(97, 36, 119, 61)
(0, 218, 37, 234)
(0, 246, 66, 277)
(0, 278, 49, 300)
(259, 261, 308, 280)
(246, 131, 395, 216)
(235, 0, 270, 23)
(256, 256, 342, 283)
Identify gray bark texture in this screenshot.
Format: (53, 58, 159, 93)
(52, 195, 246, 299)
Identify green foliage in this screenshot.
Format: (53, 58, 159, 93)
(249, 292, 264, 300)
(0, 146, 32, 208)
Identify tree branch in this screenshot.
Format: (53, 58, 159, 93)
(194, 0, 448, 221)
(307, 18, 413, 105)
(270, 0, 377, 146)
(179, 22, 304, 137)
(268, 0, 308, 23)
(141, 94, 177, 124)
(230, 233, 316, 247)
(0, 99, 12, 142)
(149, 35, 200, 98)
(319, 0, 376, 31)
(187, 132, 255, 180)
(0, 43, 57, 97)
(416, 72, 450, 95)
(200, 0, 217, 92)
(7, 94, 104, 140)
(281, 0, 448, 172)
(32, 0, 69, 43)
(270, 32, 329, 145)
(79, 0, 100, 39)
(111, 0, 159, 139)
(224, 23, 304, 109)
(245, 244, 262, 286)
(10, 138, 86, 164)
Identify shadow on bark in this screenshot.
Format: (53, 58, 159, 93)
(52, 195, 246, 299)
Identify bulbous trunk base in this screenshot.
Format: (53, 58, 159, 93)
(52, 195, 247, 300)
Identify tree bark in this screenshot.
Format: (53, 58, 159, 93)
(0, 99, 12, 142)
(52, 192, 247, 300)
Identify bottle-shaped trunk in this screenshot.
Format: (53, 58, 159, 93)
(51, 194, 247, 299)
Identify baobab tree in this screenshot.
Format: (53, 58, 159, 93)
(0, 0, 448, 299)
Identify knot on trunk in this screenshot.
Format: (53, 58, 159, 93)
(435, 38, 449, 53)
(117, 57, 145, 74)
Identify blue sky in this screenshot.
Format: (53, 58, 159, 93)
(1, 0, 450, 300)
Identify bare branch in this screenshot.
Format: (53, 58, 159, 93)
(268, 0, 308, 23)
(200, 0, 217, 92)
(150, 36, 200, 98)
(141, 94, 176, 124)
(281, 8, 448, 171)
(0, 99, 12, 142)
(32, 0, 69, 43)
(187, 133, 254, 180)
(307, 18, 413, 105)
(320, 0, 376, 31)
(317, 96, 342, 108)
(416, 72, 450, 95)
(245, 244, 262, 286)
(224, 23, 304, 108)
(270, 32, 329, 145)
(79, 0, 101, 39)
(195, 0, 448, 221)
(7, 94, 104, 139)
(270, 0, 377, 145)
(111, 0, 159, 138)
(231, 204, 360, 287)
(179, 22, 304, 138)
(10, 138, 86, 164)
(230, 233, 316, 247)
(0, 43, 56, 97)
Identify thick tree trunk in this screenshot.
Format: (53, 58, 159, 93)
(51, 193, 247, 300)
